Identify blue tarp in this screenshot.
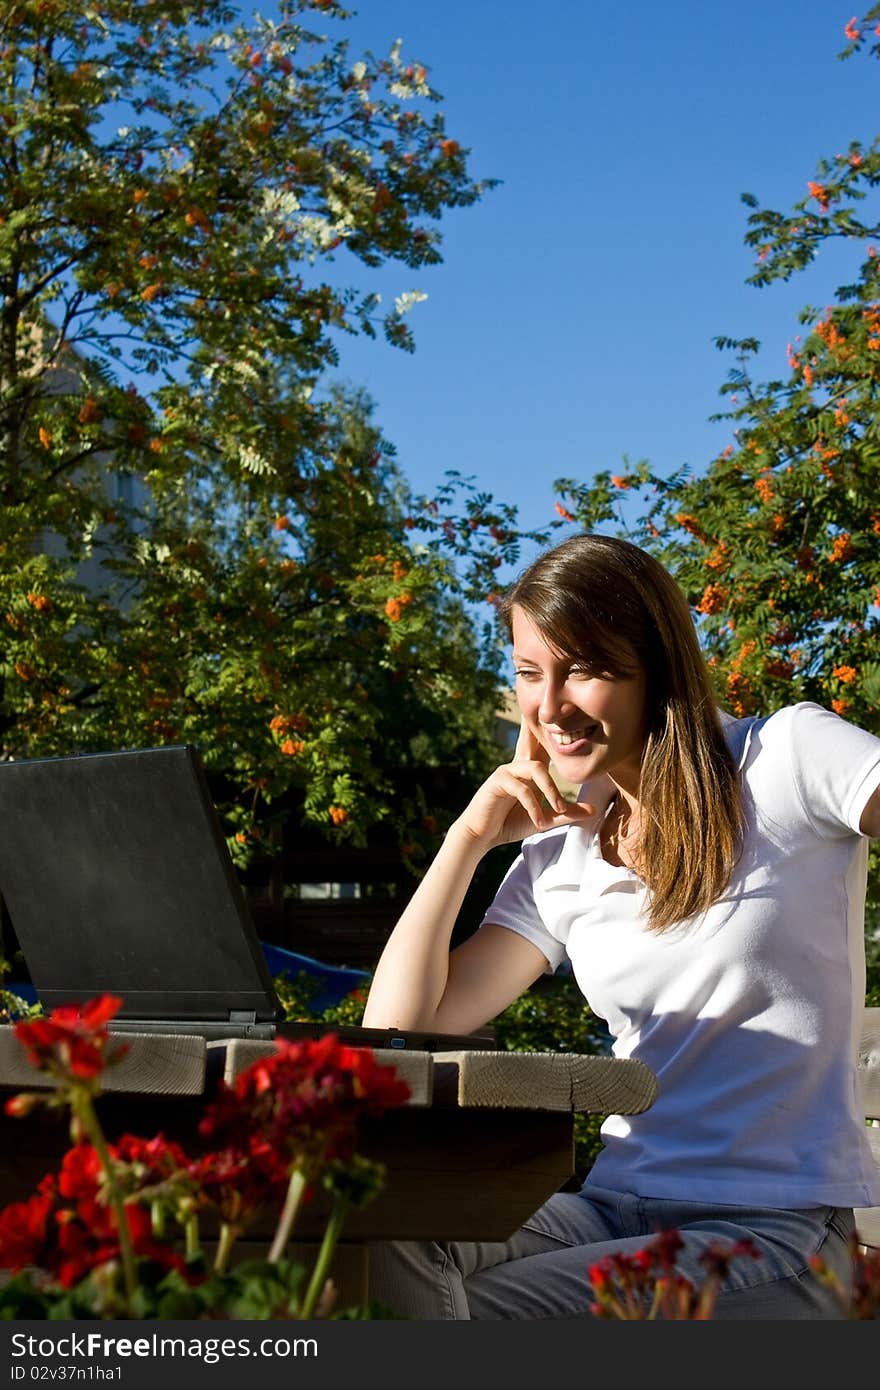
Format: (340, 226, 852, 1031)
(5, 942, 369, 1016)
(259, 942, 369, 1012)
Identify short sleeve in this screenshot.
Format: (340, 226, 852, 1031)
(476, 828, 570, 972)
(786, 702, 880, 837)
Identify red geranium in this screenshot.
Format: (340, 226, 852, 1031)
(0, 1188, 56, 1271)
(0, 1139, 190, 1289)
(1, 1007, 413, 1314)
(200, 1032, 411, 1172)
(11, 994, 128, 1086)
(113, 1133, 190, 1185)
(588, 1227, 762, 1320)
(189, 1143, 288, 1229)
(53, 1193, 184, 1290)
(57, 1143, 103, 1201)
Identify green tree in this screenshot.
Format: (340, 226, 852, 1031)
(545, 13, 880, 921)
(0, 0, 501, 853)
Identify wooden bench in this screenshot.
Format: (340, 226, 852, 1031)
(856, 1005, 880, 1252)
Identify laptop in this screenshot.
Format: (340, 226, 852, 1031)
(0, 745, 487, 1051)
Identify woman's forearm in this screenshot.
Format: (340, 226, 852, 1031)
(362, 821, 487, 1031)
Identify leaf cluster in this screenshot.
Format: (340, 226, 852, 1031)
(0, 2, 504, 861)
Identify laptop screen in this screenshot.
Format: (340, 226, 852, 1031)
(0, 745, 279, 1023)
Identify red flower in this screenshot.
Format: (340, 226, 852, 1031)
(3, 1093, 39, 1118)
(115, 1132, 189, 1172)
(200, 1033, 411, 1173)
(13, 995, 127, 1082)
(189, 1143, 287, 1227)
(57, 1144, 103, 1201)
(588, 1257, 612, 1292)
(0, 1131, 196, 1289)
(0, 1189, 56, 1271)
(53, 1198, 180, 1290)
(649, 1227, 685, 1271)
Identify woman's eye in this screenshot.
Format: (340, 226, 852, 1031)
(514, 669, 541, 680)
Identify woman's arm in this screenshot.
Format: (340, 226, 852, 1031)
(861, 782, 880, 838)
(362, 724, 593, 1035)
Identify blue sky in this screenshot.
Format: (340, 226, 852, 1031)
(312, 1, 879, 565)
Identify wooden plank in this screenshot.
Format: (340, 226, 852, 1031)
(215, 1038, 433, 1106)
(854, 1005, 880, 1248)
(854, 1203, 880, 1251)
(0, 1026, 207, 1096)
(569, 1054, 657, 1115)
(433, 1050, 657, 1115)
(858, 1007, 880, 1120)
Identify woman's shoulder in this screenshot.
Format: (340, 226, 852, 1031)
(724, 702, 880, 824)
(718, 701, 858, 762)
(718, 704, 839, 787)
(722, 700, 877, 746)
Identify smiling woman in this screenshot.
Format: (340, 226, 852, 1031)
(362, 532, 880, 1321)
(501, 535, 743, 927)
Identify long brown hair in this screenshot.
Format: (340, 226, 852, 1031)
(500, 534, 743, 932)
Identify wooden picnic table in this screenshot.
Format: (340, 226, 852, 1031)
(0, 1027, 658, 1303)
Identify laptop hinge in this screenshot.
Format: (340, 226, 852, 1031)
(229, 1010, 258, 1025)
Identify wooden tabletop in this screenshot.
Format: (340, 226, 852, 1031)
(0, 1027, 658, 1241)
(0, 1026, 658, 1116)
(219, 1038, 658, 1116)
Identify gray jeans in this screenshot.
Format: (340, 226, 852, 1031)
(366, 1184, 856, 1320)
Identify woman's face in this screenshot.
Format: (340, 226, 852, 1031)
(510, 605, 649, 796)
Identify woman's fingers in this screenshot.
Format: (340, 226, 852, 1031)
(461, 737, 598, 843)
(509, 759, 565, 814)
(494, 766, 549, 813)
(495, 762, 595, 831)
(513, 719, 549, 765)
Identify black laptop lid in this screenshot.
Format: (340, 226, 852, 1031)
(0, 745, 280, 1023)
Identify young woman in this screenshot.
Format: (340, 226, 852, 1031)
(362, 533, 880, 1320)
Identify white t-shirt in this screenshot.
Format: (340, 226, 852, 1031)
(479, 702, 880, 1208)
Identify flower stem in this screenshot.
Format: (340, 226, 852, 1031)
(214, 1222, 237, 1274)
(300, 1193, 347, 1319)
(73, 1092, 137, 1314)
(151, 1200, 165, 1240)
(185, 1212, 200, 1262)
(695, 1275, 720, 1320)
(268, 1166, 309, 1264)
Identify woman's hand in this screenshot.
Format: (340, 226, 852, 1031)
(454, 721, 595, 850)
